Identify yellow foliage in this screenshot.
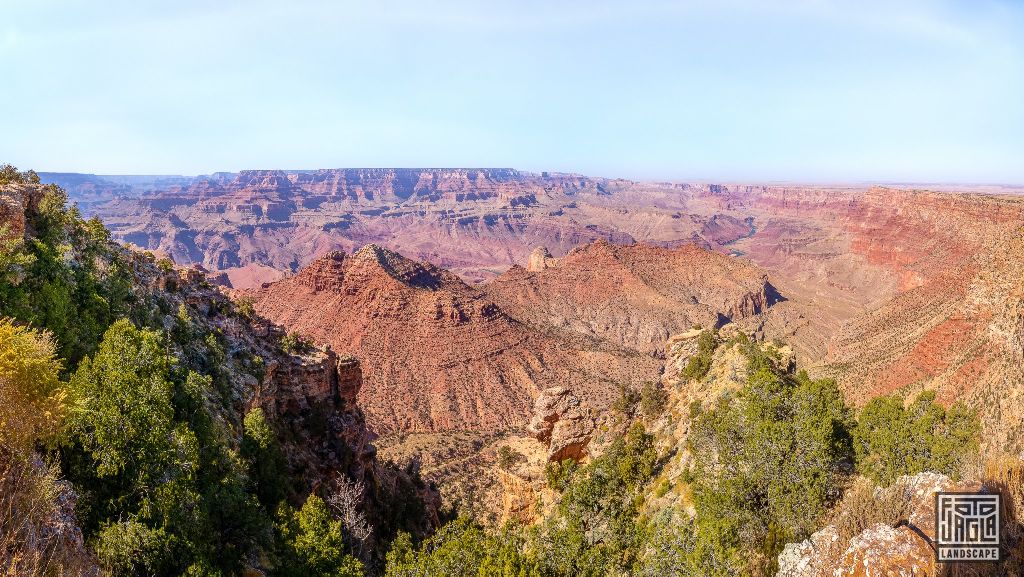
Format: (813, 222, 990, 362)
(0, 318, 67, 452)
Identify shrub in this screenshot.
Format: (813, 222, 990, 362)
(982, 455, 1024, 544)
(680, 329, 716, 381)
(384, 518, 538, 577)
(639, 381, 668, 419)
(545, 459, 577, 491)
(852, 391, 980, 486)
(611, 422, 658, 488)
(281, 332, 313, 354)
(637, 511, 738, 577)
(832, 477, 914, 542)
(0, 450, 95, 576)
(247, 353, 266, 382)
(496, 445, 524, 470)
(611, 383, 640, 414)
(156, 257, 175, 273)
(94, 520, 175, 577)
(0, 318, 68, 452)
(235, 296, 257, 319)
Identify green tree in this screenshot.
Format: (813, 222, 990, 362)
(636, 510, 739, 577)
(235, 296, 257, 319)
(93, 520, 176, 577)
(496, 445, 524, 470)
(69, 319, 178, 481)
(611, 383, 640, 414)
(241, 407, 290, 510)
(544, 459, 577, 491)
(278, 495, 363, 577)
(681, 329, 717, 381)
(385, 518, 538, 577)
(281, 332, 313, 354)
(639, 381, 669, 419)
(688, 364, 853, 573)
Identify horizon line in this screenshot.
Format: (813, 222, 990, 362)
(32, 168, 1024, 189)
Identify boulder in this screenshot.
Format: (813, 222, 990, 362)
(527, 386, 595, 462)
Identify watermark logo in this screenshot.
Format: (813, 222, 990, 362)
(935, 492, 1000, 562)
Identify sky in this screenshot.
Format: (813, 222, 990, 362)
(1, 0, 1022, 182)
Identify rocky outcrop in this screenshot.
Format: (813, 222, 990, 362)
(259, 344, 376, 485)
(776, 472, 967, 577)
(526, 386, 596, 462)
(497, 470, 538, 524)
(526, 246, 557, 272)
(0, 184, 39, 242)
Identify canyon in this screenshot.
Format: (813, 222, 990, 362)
(13, 166, 1024, 576)
(45, 169, 1024, 453)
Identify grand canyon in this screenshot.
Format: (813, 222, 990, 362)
(5, 2, 1022, 574)
(45, 169, 1024, 445)
(6, 163, 1024, 576)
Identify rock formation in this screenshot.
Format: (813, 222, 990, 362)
(526, 387, 596, 462)
(525, 246, 557, 272)
(245, 244, 660, 434)
(0, 183, 37, 241)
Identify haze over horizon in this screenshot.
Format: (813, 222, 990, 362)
(3, 0, 1023, 183)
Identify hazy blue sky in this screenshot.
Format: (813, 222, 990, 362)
(2, 0, 1022, 182)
